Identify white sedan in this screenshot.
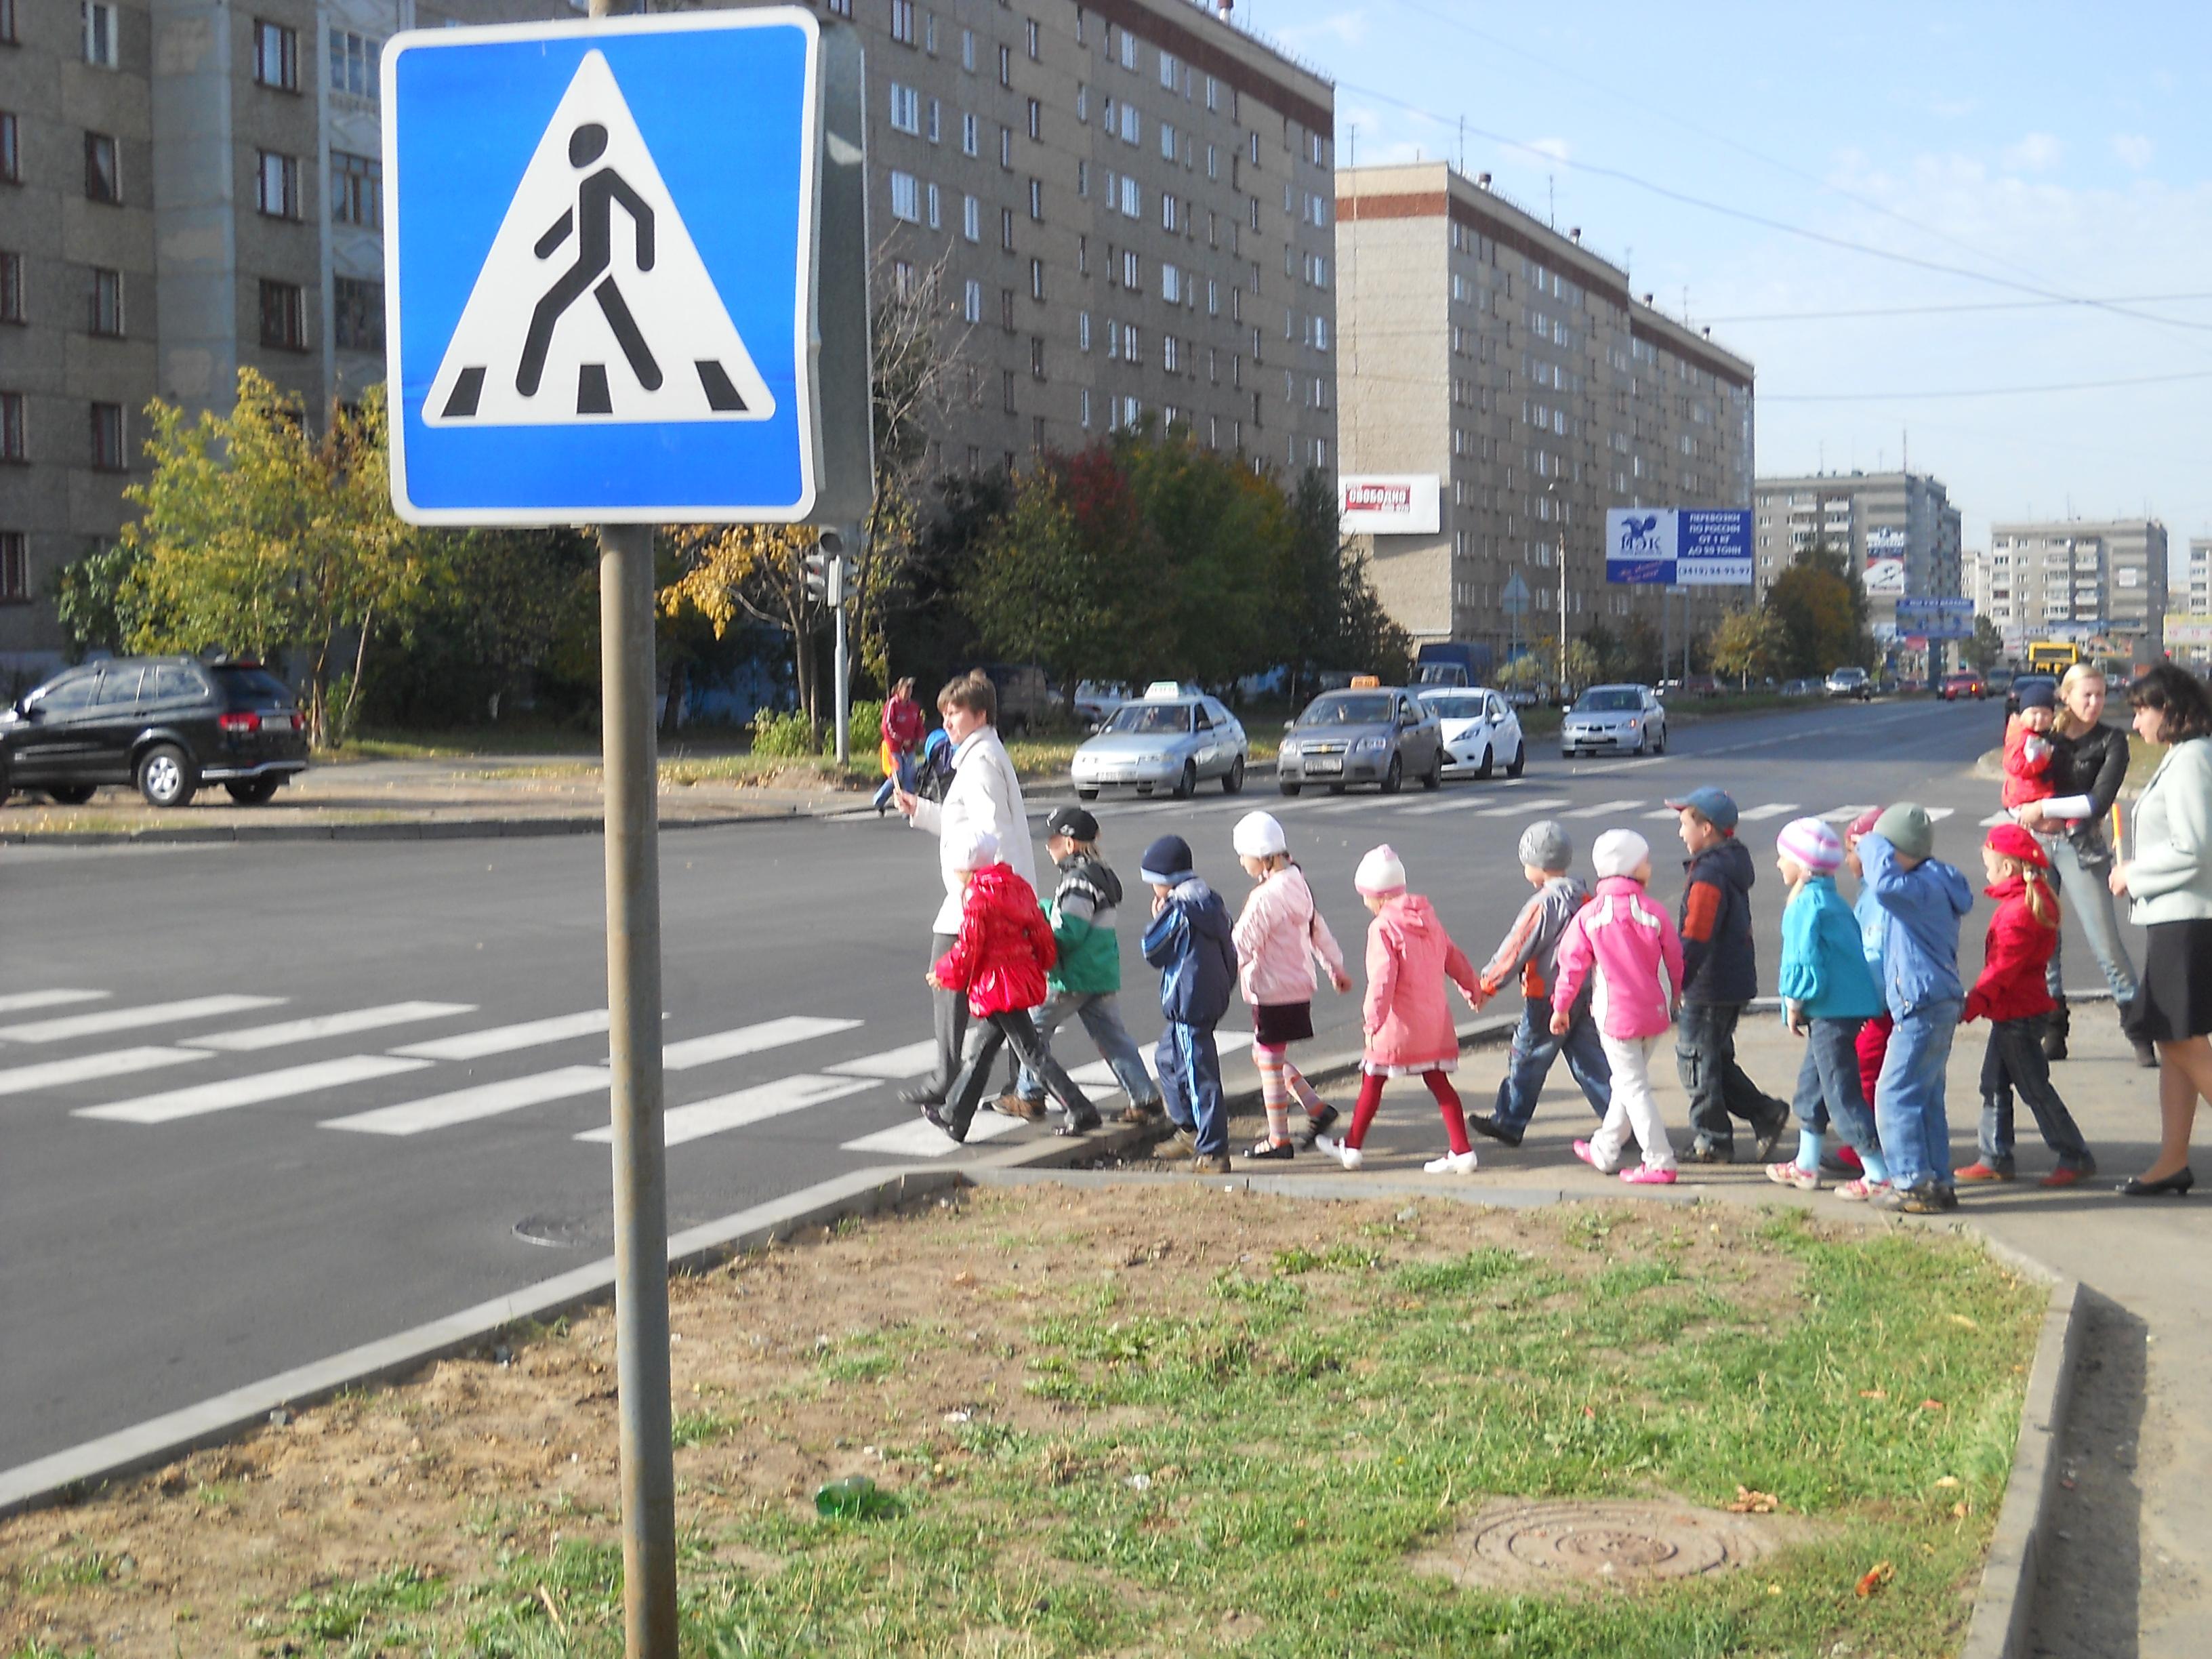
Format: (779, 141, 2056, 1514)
(1416, 686, 1526, 779)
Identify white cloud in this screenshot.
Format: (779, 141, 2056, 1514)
(2001, 132, 2064, 172)
(2111, 132, 2156, 170)
(1523, 136, 1574, 169)
(1276, 6, 1370, 52)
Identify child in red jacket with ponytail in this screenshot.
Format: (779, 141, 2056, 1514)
(1957, 824, 2099, 1187)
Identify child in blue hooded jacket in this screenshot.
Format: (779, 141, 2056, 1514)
(1768, 818, 1889, 1197)
(1140, 834, 1240, 1174)
(1857, 803, 1975, 1214)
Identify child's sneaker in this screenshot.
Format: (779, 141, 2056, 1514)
(1190, 1153, 1233, 1176)
(1832, 1177, 1891, 1203)
(1248, 1138, 1296, 1162)
(1765, 1162, 1820, 1191)
(1423, 1149, 1478, 1175)
(2039, 1162, 2095, 1189)
(1619, 1164, 1677, 1185)
(1314, 1132, 1362, 1171)
(1955, 1162, 2014, 1183)
(1572, 1138, 1620, 1176)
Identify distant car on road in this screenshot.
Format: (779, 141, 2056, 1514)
(1069, 687, 1246, 800)
(1940, 670, 1988, 701)
(1277, 687, 1443, 796)
(1416, 686, 1525, 779)
(1825, 667, 1874, 701)
(1560, 684, 1666, 758)
(1071, 680, 1129, 727)
(0, 656, 308, 809)
(2005, 673, 2058, 717)
(1680, 673, 1722, 699)
(1781, 677, 1822, 698)
(972, 662, 1050, 736)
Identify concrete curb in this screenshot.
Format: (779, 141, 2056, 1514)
(0, 800, 867, 848)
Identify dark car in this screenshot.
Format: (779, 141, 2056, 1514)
(0, 657, 308, 808)
(2005, 673, 2058, 718)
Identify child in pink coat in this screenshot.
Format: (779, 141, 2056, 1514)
(1319, 845, 1483, 1174)
(1550, 828, 1686, 1183)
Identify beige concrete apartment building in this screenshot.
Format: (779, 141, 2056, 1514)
(1969, 518, 2169, 663)
(1751, 470, 1963, 672)
(1334, 159, 1754, 671)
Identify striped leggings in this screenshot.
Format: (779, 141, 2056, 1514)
(1253, 1042, 1329, 1146)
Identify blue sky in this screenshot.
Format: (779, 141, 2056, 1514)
(1237, 0, 2212, 580)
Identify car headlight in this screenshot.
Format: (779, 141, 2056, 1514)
(1353, 735, 1388, 754)
(1624, 719, 1640, 734)
(1279, 741, 1300, 758)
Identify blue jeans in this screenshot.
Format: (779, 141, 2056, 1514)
(1156, 1022, 1225, 1156)
(870, 749, 918, 811)
(1791, 1016, 1881, 1156)
(1978, 1015, 2095, 1170)
(1875, 998, 1961, 1191)
(2043, 836, 2140, 1006)
(1491, 997, 1612, 1133)
(1017, 991, 1161, 1109)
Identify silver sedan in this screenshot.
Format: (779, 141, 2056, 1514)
(1071, 694, 1248, 799)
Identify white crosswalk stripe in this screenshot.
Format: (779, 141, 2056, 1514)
(1980, 811, 2010, 827)
(1394, 794, 1493, 817)
(392, 1009, 609, 1060)
(1925, 806, 1956, 821)
(75, 1055, 433, 1125)
(1643, 806, 1681, 820)
(1737, 803, 1800, 823)
(1820, 804, 1877, 823)
(0, 1045, 211, 1099)
(188, 1002, 476, 1053)
(661, 1016, 860, 1071)
(842, 1112, 1027, 1158)
(1563, 798, 1644, 820)
(1475, 796, 1569, 818)
(1069, 1048, 1162, 1089)
(579, 1073, 878, 1149)
(0, 995, 286, 1045)
(824, 1040, 939, 1079)
(0, 989, 110, 1016)
(322, 1065, 611, 1137)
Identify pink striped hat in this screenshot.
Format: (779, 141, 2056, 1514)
(1776, 817, 1843, 876)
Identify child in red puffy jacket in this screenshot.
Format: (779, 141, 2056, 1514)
(924, 827, 1100, 1143)
(1956, 825, 2097, 1187)
(2002, 681, 2059, 812)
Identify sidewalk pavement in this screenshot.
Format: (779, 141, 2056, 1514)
(1192, 1002, 2203, 1659)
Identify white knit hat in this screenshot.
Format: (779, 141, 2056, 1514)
(1354, 843, 1407, 895)
(949, 825, 1000, 872)
(1591, 829, 1651, 879)
(1776, 816, 1843, 876)
(1232, 811, 1288, 859)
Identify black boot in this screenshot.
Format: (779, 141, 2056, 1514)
(2042, 1004, 2069, 1062)
(2123, 1002, 2159, 1068)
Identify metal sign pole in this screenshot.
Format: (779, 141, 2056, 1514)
(832, 552, 851, 766)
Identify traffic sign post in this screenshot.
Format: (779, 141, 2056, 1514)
(384, 9, 871, 1652)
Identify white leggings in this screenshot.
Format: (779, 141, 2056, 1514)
(1589, 1033, 1677, 1171)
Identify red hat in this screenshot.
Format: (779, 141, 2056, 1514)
(1985, 823, 2050, 868)
(1846, 807, 1883, 842)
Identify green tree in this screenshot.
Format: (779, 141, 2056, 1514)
(1763, 545, 1872, 678)
(1710, 609, 1784, 688)
(1967, 615, 2003, 673)
(49, 541, 149, 658)
(1283, 470, 1409, 696)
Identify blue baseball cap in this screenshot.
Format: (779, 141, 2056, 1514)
(1663, 787, 1740, 833)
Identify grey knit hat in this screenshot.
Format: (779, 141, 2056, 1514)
(1872, 802, 1935, 861)
(1517, 819, 1573, 872)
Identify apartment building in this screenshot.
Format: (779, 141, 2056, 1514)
(1972, 518, 2169, 662)
(1751, 470, 1962, 670)
(2188, 538, 2209, 614)
(1333, 160, 1754, 666)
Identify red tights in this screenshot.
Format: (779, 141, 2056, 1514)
(1347, 1069, 1469, 1155)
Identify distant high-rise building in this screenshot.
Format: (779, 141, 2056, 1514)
(1752, 471, 1962, 672)
(1976, 518, 2168, 664)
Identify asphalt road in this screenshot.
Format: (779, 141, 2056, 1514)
(1, 695, 2081, 1471)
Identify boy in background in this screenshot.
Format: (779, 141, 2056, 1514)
(1139, 835, 1240, 1176)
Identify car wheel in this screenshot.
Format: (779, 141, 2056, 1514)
(1474, 745, 1494, 781)
(1174, 760, 1197, 800)
(1277, 781, 1300, 798)
(137, 743, 197, 809)
(1078, 787, 1099, 800)
(1380, 754, 1404, 795)
(0, 754, 9, 803)
(1506, 742, 1526, 778)
(1653, 723, 1667, 755)
(45, 785, 96, 806)
(1633, 733, 1648, 756)
(225, 777, 283, 806)
(1422, 748, 1443, 791)
(1223, 755, 1246, 795)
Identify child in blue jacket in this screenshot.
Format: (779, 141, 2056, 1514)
(1140, 834, 1240, 1174)
(1768, 818, 1890, 1196)
(1857, 804, 1975, 1214)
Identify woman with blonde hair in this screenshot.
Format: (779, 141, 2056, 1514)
(2016, 661, 2153, 1067)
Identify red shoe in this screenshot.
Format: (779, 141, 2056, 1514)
(2039, 1165, 2094, 1189)
(1954, 1162, 2014, 1183)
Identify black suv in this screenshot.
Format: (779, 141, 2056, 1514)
(0, 657, 308, 808)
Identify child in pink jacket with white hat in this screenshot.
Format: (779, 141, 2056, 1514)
(1550, 828, 1686, 1183)
(1319, 844, 1483, 1174)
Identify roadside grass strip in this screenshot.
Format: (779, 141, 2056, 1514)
(0, 1186, 2042, 1658)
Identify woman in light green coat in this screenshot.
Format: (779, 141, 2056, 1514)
(2110, 665, 2212, 1196)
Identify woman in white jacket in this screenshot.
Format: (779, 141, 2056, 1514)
(896, 672, 1036, 1105)
(1230, 811, 1351, 1158)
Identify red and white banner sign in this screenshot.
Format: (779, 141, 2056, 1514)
(1339, 473, 1441, 535)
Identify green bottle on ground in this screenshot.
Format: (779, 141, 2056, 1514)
(814, 1475, 901, 1519)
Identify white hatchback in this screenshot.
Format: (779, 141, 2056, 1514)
(1416, 687, 1526, 779)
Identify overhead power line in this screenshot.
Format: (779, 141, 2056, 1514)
(1763, 369, 2212, 402)
(1708, 293, 2212, 324)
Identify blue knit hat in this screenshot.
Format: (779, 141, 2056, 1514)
(2017, 679, 2056, 712)
(1140, 834, 1195, 886)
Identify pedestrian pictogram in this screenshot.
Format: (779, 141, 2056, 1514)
(424, 49, 773, 428)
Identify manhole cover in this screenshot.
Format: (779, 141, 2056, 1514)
(513, 1214, 608, 1250)
(1418, 1499, 1783, 1590)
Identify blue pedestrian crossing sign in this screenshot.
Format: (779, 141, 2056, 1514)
(384, 9, 827, 525)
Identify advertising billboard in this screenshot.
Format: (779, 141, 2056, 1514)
(1893, 597, 1975, 640)
(1339, 474, 1441, 535)
(1864, 526, 1907, 598)
(1604, 508, 1751, 586)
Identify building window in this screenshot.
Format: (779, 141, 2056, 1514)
(1000, 125, 1012, 169)
(1001, 369, 1015, 413)
(892, 258, 915, 296)
(1000, 206, 1014, 249)
(89, 267, 122, 336)
(961, 112, 979, 157)
(890, 0, 915, 45)
(0, 251, 20, 322)
(924, 13, 935, 54)
(962, 193, 980, 241)
(0, 532, 25, 603)
(0, 391, 22, 461)
(1000, 288, 1014, 331)
(1027, 177, 1042, 220)
(927, 98, 940, 143)
(1029, 335, 1044, 380)
(83, 1, 119, 67)
(962, 279, 982, 324)
(89, 401, 125, 471)
(333, 275, 382, 352)
(330, 30, 380, 102)
(258, 279, 305, 350)
(255, 151, 300, 220)
(0, 112, 16, 184)
(85, 132, 120, 203)
(888, 169, 919, 222)
(1025, 18, 1040, 59)
(997, 43, 1010, 87)
(926, 181, 939, 228)
(1121, 249, 1139, 290)
(254, 18, 298, 89)
(1029, 257, 1044, 300)
(0, 0, 16, 45)
(888, 83, 920, 135)
(960, 27, 974, 71)
(331, 150, 381, 228)
(1078, 312, 1090, 352)
(824, 0, 849, 14)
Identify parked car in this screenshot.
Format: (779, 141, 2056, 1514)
(1824, 666, 1873, 701)
(1071, 680, 1129, 727)
(2005, 673, 2058, 717)
(1416, 686, 1525, 779)
(1069, 687, 1247, 799)
(972, 662, 1050, 736)
(0, 656, 308, 809)
(1560, 684, 1667, 758)
(1277, 687, 1443, 796)
(1940, 670, 1988, 701)
(1781, 677, 1822, 697)
(1680, 674, 1722, 699)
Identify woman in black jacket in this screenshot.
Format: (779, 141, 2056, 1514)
(2018, 663, 2155, 1067)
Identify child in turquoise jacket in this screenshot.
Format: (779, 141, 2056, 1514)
(1769, 818, 1891, 1196)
